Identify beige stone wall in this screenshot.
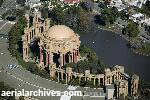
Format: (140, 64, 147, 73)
(22, 11, 50, 63)
(131, 74, 139, 96)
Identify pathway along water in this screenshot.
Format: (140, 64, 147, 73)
(79, 29, 150, 81)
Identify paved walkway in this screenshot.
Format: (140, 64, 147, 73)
(0, 20, 15, 35)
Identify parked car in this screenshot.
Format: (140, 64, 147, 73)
(7, 64, 19, 68)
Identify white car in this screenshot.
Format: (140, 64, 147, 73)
(7, 64, 19, 68)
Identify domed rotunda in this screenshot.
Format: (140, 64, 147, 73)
(39, 25, 81, 68)
(22, 11, 81, 69)
(46, 25, 75, 40)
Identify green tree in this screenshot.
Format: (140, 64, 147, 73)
(50, 4, 66, 24)
(41, 8, 49, 19)
(88, 51, 97, 61)
(50, 4, 91, 32)
(8, 16, 27, 56)
(123, 20, 139, 37)
(16, 0, 25, 6)
(78, 10, 91, 32)
(120, 10, 129, 20)
(139, 0, 150, 17)
(79, 44, 90, 55)
(80, 1, 93, 12)
(101, 7, 119, 25)
(65, 63, 75, 69)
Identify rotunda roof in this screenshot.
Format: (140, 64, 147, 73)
(46, 25, 75, 40)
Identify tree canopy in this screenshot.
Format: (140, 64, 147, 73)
(79, 1, 93, 12)
(16, 0, 25, 6)
(8, 16, 27, 56)
(123, 20, 139, 37)
(139, 0, 150, 17)
(50, 4, 66, 24)
(50, 4, 91, 32)
(100, 7, 119, 25)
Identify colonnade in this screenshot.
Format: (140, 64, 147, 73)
(49, 65, 105, 86)
(22, 11, 50, 63)
(39, 47, 80, 68)
(49, 65, 127, 86)
(131, 75, 139, 96)
(39, 47, 53, 68)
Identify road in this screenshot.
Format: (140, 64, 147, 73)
(139, 27, 150, 43)
(0, 0, 18, 16)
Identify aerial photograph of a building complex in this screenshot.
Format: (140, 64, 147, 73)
(0, 0, 150, 100)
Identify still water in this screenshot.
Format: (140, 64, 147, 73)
(80, 29, 150, 81)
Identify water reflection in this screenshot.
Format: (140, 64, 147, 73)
(79, 29, 150, 81)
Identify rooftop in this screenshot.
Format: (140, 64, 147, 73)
(46, 25, 75, 40)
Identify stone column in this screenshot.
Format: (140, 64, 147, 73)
(110, 76, 112, 84)
(61, 70, 63, 80)
(49, 52, 53, 65)
(49, 53, 50, 65)
(98, 79, 100, 85)
(31, 30, 33, 39)
(79, 77, 81, 84)
(66, 74, 68, 84)
(49, 65, 55, 77)
(35, 24, 39, 37)
(73, 50, 77, 63)
(85, 77, 86, 81)
(94, 78, 96, 85)
(39, 47, 43, 64)
(46, 52, 49, 66)
(28, 33, 30, 43)
(103, 78, 105, 86)
(60, 53, 64, 67)
(75, 50, 77, 62)
(23, 41, 29, 62)
(68, 75, 70, 82)
(108, 76, 110, 84)
(73, 51, 75, 63)
(63, 54, 66, 65)
(58, 72, 59, 82)
(77, 49, 80, 61)
(70, 53, 73, 62)
(74, 50, 76, 63)
(105, 76, 107, 85)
